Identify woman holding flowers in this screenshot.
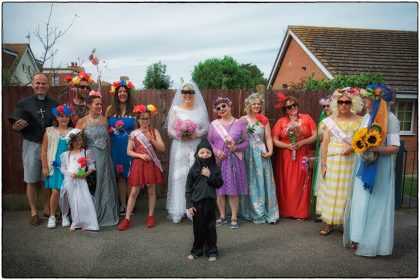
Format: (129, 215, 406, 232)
(343, 84, 400, 256)
(272, 96, 317, 220)
(41, 105, 73, 229)
(208, 97, 249, 229)
(165, 82, 210, 223)
(118, 104, 164, 231)
(315, 88, 363, 235)
(77, 92, 119, 227)
(239, 93, 279, 224)
(105, 78, 136, 216)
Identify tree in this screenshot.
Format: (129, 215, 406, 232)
(291, 73, 385, 90)
(191, 56, 266, 89)
(143, 61, 172, 89)
(33, 3, 78, 71)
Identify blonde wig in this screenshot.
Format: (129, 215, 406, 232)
(330, 87, 364, 115)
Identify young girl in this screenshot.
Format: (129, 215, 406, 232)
(186, 138, 224, 262)
(41, 105, 73, 229)
(118, 104, 165, 231)
(59, 128, 99, 231)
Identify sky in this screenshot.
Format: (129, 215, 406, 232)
(3, 1, 418, 89)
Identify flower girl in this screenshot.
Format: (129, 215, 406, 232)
(59, 128, 99, 231)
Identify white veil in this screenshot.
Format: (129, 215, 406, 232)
(164, 80, 209, 128)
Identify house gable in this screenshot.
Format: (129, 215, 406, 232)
(2, 44, 40, 85)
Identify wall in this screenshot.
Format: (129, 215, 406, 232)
(272, 38, 327, 90)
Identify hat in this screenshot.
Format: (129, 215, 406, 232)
(8, 108, 35, 124)
(65, 128, 82, 145)
(8, 109, 44, 140)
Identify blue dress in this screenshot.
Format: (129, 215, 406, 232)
(343, 112, 400, 256)
(108, 116, 136, 177)
(239, 123, 279, 224)
(44, 137, 67, 189)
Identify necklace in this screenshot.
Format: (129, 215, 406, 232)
(89, 115, 101, 123)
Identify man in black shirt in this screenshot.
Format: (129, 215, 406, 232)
(11, 73, 59, 226)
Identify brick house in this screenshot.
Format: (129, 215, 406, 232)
(43, 62, 85, 86)
(2, 43, 40, 85)
(268, 26, 418, 169)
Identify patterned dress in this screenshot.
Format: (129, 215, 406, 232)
(207, 119, 249, 196)
(127, 129, 163, 186)
(315, 116, 361, 225)
(272, 113, 316, 219)
(108, 116, 136, 177)
(239, 121, 279, 224)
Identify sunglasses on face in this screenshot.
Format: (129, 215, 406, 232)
(139, 117, 150, 121)
(181, 89, 195, 95)
(286, 103, 298, 110)
(78, 85, 91, 91)
(216, 104, 228, 111)
(337, 100, 352, 105)
(323, 105, 330, 108)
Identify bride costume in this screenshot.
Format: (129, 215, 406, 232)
(164, 81, 209, 223)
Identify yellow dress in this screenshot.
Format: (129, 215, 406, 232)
(316, 116, 361, 225)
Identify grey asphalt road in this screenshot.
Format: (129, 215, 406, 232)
(2, 204, 417, 278)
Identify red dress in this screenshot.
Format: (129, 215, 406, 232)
(127, 129, 163, 187)
(272, 113, 316, 219)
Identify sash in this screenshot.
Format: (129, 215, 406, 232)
(133, 130, 163, 172)
(324, 117, 351, 145)
(245, 116, 267, 153)
(212, 120, 243, 160)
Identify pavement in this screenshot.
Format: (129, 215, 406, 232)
(2, 203, 418, 278)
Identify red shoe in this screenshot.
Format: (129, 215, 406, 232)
(118, 218, 131, 231)
(146, 215, 155, 228)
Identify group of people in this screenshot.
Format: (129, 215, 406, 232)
(10, 72, 400, 260)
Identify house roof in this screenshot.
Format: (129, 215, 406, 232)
(2, 43, 40, 73)
(269, 26, 418, 92)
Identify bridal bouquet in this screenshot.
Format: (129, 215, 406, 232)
(174, 119, 197, 138)
(286, 124, 300, 161)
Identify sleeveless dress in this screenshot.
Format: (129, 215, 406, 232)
(83, 124, 119, 227)
(108, 116, 136, 177)
(44, 137, 67, 189)
(127, 129, 163, 186)
(239, 122, 279, 224)
(315, 116, 361, 225)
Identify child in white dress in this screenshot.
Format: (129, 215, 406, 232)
(59, 128, 99, 231)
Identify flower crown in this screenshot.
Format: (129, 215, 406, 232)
(71, 72, 94, 86)
(332, 87, 361, 99)
(362, 84, 393, 102)
(52, 105, 73, 117)
(110, 80, 135, 96)
(212, 97, 232, 111)
(245, 93, 264, 107)
(319, 96, 332, 106)
(133, 104, 158, 116)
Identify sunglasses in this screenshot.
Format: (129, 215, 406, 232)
(78, 85, 91, 90)
(337, 100, 352, 105)
(323, 105, 330, 108)
(139, 117, 150, 121)
(181, 89, 195, 95)
(215, 104, 228, 111)
(286, 103, 298, 110)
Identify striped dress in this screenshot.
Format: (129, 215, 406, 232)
(315, 116, 361, 225)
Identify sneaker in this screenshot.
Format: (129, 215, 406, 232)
(47, 216, 56, 229)
(62, 216, 70, 227)
(118, 218, 131, 231)
(146, 216, 155, 228)
(229, 220, 239, 229)
(119, 206, 127, 216)
(208, 255, 217, 262)
(216, 217, 227, 227)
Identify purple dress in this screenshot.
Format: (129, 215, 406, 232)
(208, 119, 249, 196)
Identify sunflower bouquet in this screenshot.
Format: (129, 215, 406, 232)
(352, 123, 383, 163)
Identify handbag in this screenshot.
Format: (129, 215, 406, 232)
(84, 149, 96, 195)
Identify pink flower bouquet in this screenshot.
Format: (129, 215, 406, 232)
(174, 119, 197, 138)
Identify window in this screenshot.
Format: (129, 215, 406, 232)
(51, 76, 60, 86)
(396, 99, 416, 134)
